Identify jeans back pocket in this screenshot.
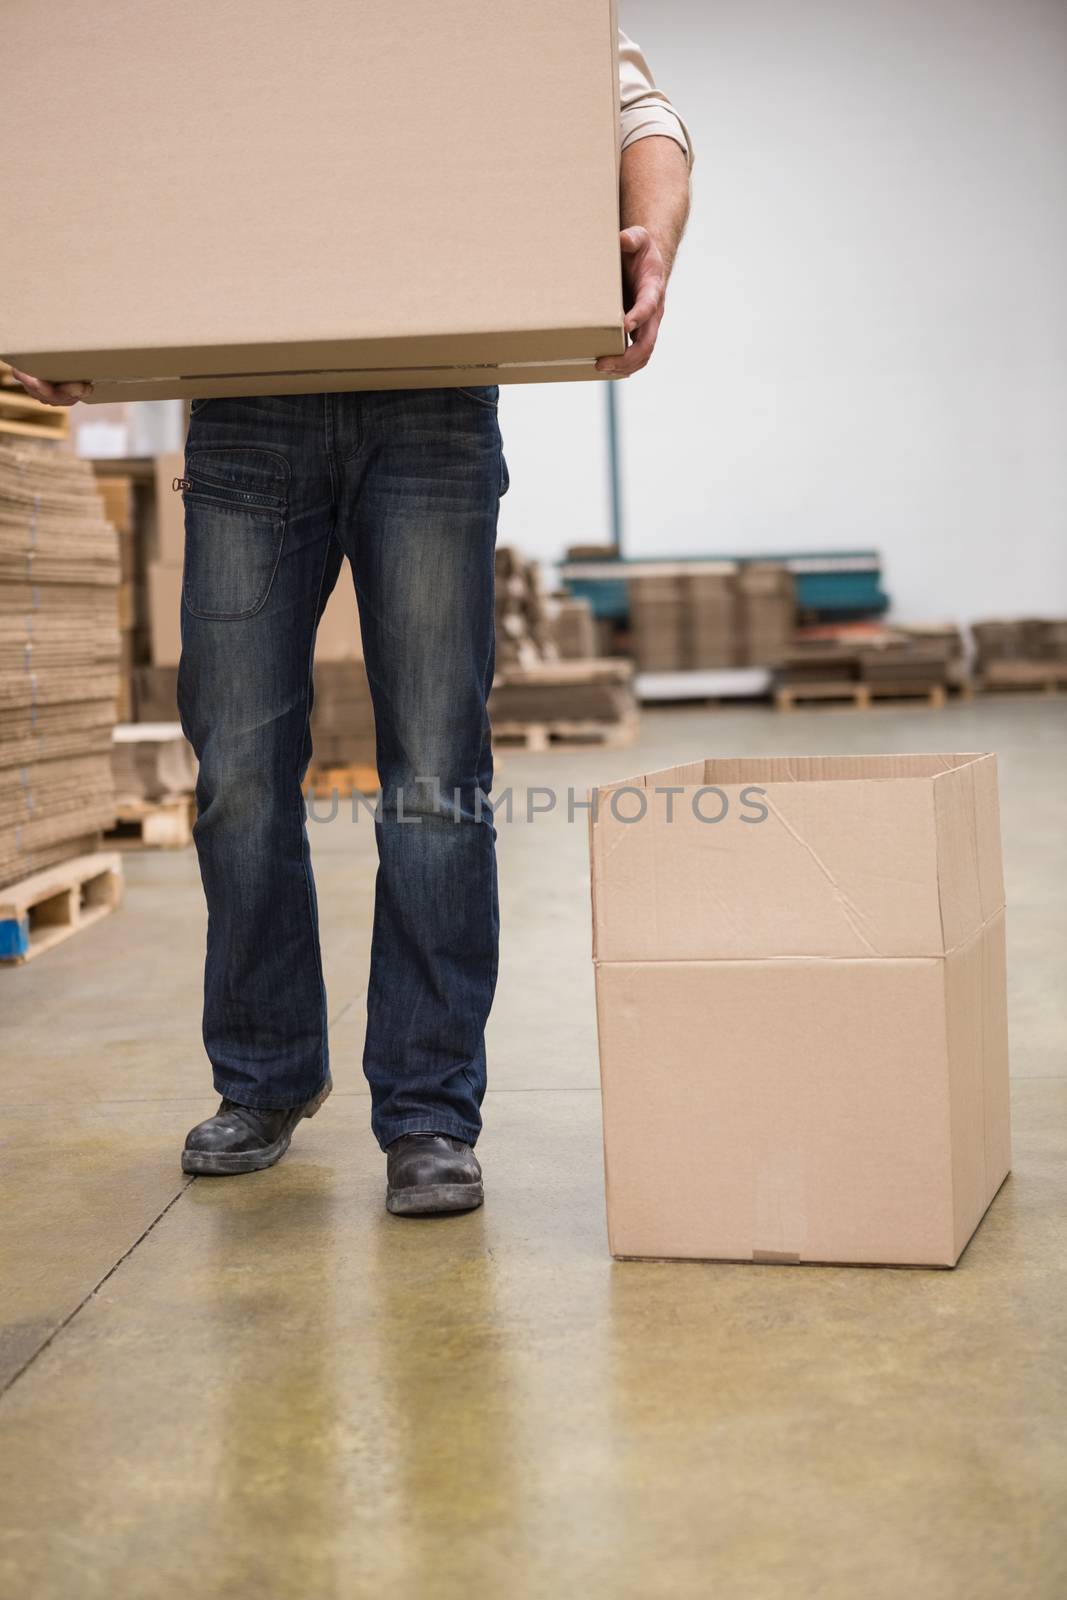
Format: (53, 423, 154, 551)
(181, 448, 290, 620)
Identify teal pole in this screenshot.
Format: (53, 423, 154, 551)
(605, 382, 624, 555)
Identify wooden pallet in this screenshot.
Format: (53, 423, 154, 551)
(975, 661, 1067, 696)
(492, 713, 639, 752)
(106, 794, 196, 848)
(0, 851, 123, 964)
(775, 680, 948, 713)
(304, 763, 380, 800)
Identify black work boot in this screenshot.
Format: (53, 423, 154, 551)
(386, 1133, 484, 1216)
(181, 1077, 332, 1175)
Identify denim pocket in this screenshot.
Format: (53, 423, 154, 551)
(456, 385, 500, 410)
(181, 448, 290, 620)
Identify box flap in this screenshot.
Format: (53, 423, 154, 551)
(591, 753, 998, 962)
(933, 753, 1006, 950)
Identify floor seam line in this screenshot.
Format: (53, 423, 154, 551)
(0, 1177, 195, 1400)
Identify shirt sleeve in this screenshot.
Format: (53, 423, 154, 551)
(618, 28, 694, 170)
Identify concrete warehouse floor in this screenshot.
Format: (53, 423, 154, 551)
(1, 698, 1065, 1600)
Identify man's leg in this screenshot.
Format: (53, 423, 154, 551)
(334, 386, 505, 1203)
(177, 395, 342, 1171)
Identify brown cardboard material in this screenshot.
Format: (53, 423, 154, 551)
(3, 2, 624, 401)
(132, 666, 179, 724)
(153, 455, 187, 567)
(590, 752, 1011, 1267)
(146, 564, 182, 668)
(315, 568, 364, 664)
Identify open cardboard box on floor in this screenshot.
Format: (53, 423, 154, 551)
(590, 753, 1011, 1268)
(3, 1, 624, 401)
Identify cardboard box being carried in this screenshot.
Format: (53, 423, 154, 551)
(590, 753, 1011, 1267)
(3, 2, 624, 402)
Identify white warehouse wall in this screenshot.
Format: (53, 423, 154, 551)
(500, 0, 1067, 623)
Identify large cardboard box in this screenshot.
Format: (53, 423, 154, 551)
(590, 753, 1011, 1267)
(3, 2, 624, 401)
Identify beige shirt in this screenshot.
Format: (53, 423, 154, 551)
(619, 29, 693, 169)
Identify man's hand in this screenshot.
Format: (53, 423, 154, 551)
(596, 226, 667, 378)
(7, 368, 93, 407)
(596, 133, 690, 379)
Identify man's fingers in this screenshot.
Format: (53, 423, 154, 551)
(625, 273, 663, 334)
(619, 225, 650, 256)
(596, 308, 663, 377)
(8, 368, 92, 407)
(597, 225, 668, 374)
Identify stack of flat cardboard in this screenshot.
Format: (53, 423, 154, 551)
(778, 641, 860, 685)
(972, 618, 1067, 683)
(590, 751, 1011, 1266)
(686, 569, 740, 668)
(496, 547, 555, 669)
(629, 563, 796, 671)
(491, 547, 636, 736)
(131, 662, 181, 724)
(145, 453, 186, 673)
(490, 658, 637, 729)
(309, 570, 375, 771)
(779, 623, 965, 693)
(859, 643, 955, 686)
(552, 597, 598, 661)
(0, 438, 119, 887)
(111, 722, 197, 803)
(736, 563, 796, 667)
(628, 573, 688, 671)
(895, 623, 970, 693)
(93, 473, 139, 720)
(91, 454, 178, 722)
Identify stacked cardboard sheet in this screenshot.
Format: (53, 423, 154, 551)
(0, 439, 119, 887)
(736, 563, 795, 667)
(629, 572, 689, 671)
(111, 723, 197, 802)
(311, 661, 377, 772)
(131, 664, 180, 723)
(491, 547, 637, 737)
(686, 570, 740, 669)
(307, 567, 375, 772)
(89, 453, 189, 719)
(628, 563, 797, 671)
(495, 547, 555, 670)
(779, 623, 965, 693)
(552, 597, 598, 661)
(972, 618, 1067, 683)
(490, 659, 636, 727)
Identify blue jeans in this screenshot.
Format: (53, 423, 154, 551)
(176, 389, 506, 1148)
